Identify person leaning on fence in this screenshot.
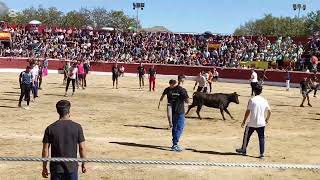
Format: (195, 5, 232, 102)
(42, 100, 86, 180)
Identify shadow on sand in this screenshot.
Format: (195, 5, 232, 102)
(124, 125, 169, 130)
(109, 142, 171, 151)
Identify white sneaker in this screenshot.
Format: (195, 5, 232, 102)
(23, 106, 30, 110)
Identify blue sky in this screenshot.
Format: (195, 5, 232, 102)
(3, 0, 320, 33)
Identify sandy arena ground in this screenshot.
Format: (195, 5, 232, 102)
(0, 72, 319, 180)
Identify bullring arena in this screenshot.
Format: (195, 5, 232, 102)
(0, 62, 319, 179)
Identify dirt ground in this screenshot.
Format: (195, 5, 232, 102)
(0, 72, 319, 180)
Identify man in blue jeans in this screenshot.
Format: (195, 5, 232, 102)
(168, 80, 189, 152)
(42, 100, 87, 179)
(236, 85, 271, 159)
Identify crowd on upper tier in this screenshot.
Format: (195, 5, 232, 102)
(0, 27, 319, 69)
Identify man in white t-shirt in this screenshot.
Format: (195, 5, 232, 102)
(31, 62, 39, 100)
(250, 69, 258, 96)
(193, 72, 208, 93)
(236, 85, 271, 159)
(65, 63, 78, 97)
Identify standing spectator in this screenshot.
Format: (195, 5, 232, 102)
(18, 66, 33, 109)
(300, 77, 312, 107)
(148, 65, 157, 91)
(212, 68, 219, 82)
(259, 69, 268, 85)
(207, 70, 213, 93)
(63, 62, 70, 85)
(119, 65, 125, 77)
(42, 100, 87, 179)
(137, 62, 146, 89)
(250, 69, 258, 96)
(285, 69, 291, 91)
(38, 64, 43, 90)
(158, 79, 177, 129)
(31, 62, 39, 101)
(65, 63, 78, 97)
(170, 80, 189, 151)
(77, 61, 85, 89)
(178, 74, 186, 86)
(311, 55, 318, 72)
(112, 63, 120, 89)
(308, 72, 320, 97)
(83, 60, 90, 87)
(39, 57, 49, 90)
(236, 85, 271, 159)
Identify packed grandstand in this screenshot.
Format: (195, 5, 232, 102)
(0, 22, 319, 71)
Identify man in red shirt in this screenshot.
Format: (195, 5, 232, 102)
(148, 65, 156, 91)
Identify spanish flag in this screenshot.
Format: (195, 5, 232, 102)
(208, 41, 220, 49)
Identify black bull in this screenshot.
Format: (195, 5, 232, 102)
(186, 92, 240, 120)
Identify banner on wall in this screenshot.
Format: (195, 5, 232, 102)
(240, 61, 269, 69)
(0, 32, 11, 41)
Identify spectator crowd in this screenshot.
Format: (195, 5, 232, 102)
(1, 27, 319, 70)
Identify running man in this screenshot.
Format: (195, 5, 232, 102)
(300, 77, 312, 107)
(112, 63, 120, 89)
(148, 65, 156, 91)
(65, 63, 78, 97)
(250, 69, 258, 96)
(158, 79, 177, 129)
(193, 72, 208, 93)
(236, 85, 271, 159)
(137, 62, 146, 89)
(18, 66, 33, 109)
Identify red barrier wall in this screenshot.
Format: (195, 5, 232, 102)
(0, 57, 316, 84)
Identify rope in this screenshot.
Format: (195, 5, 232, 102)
(0, 157, 319, 169)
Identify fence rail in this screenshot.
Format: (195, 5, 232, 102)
(0, 157, 319, 170)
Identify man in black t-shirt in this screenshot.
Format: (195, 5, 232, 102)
(42, 100, 87, 179)
(158, 79, 177, 129)
(164, 81, 189, 152)
(148, 65, 157, 91)
(137, 62, 146, 89)
(112, 63, 120, 89)
(300, 77, 312, 107)
(18, 66, 33, 109)
(83, 60, 90, 87)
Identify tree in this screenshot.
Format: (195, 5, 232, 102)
(305, 10, 320, 34)
(234, 14, 307, 36)
(61, 11, 87, 28)
(0, 6, 139, 31)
